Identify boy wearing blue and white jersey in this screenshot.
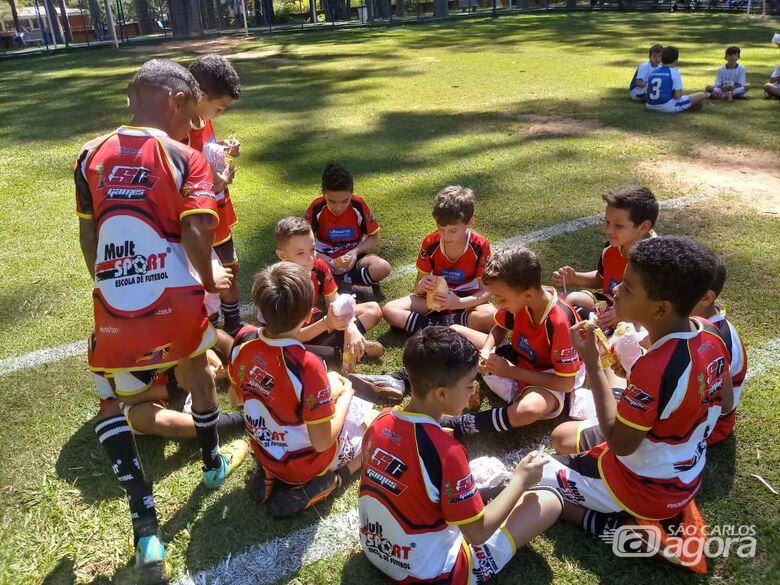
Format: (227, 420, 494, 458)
(646, 46, 706, 113)
(629, 44, 663, 101)
(706, 47, 751, 100)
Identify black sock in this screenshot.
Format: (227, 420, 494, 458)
(404, 312, 423, 333)
(441, 407, 512, 435)
(192, 407, 222, 470)
(95, 416, 158, 545)
(582, 509, 626, 537)
(336, 465, 352, 487)
(356, 266, 378, 286)
(217, 410, 245, 433)
(457, 310, 470, 327)
(221, 301, 243, 335)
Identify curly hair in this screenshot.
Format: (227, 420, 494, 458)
(482, 244, 542, 291)
(403, 327, 478, 398)
(321, 163, 354, 193)
(189, 54, 241, 100)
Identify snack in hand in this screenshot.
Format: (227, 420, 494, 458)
(426, 276, 449, 311)
(327, 371, 345, 399)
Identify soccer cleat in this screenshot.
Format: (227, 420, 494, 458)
(363, 340, 385, 359)
(247, 463, 276, 505)
(268, 471, 342, 519)
(203, 440, 248, 489)
(135, 534, 170, 584)
(348, 373, 405, 404)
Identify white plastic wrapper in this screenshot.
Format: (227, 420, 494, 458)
(569, 387, 597, 421)
(203, 141, 228, 174)
(609, 322, 648, 374)
(482, 373, 520, 403)
(469, 456, 511, 490)
(331, 293, 356, 317)
(347, 395, 375, 428)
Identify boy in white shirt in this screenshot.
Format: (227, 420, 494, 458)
(706, 47, 751, 100)
(764, 35, 780, 99)
(629, 44, 663, 101)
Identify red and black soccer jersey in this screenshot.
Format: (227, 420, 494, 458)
(359, 408, 485, 584)
(187, 119, 238, 246)
(598, 318, 731, 519)
(494, 288, 581, 378)
(306, 259, 339, 325)
(306, 195, 380, 258)
(75, 126, 218, 372)
(596, 244, 628, 299)
(416, 230, 491, 297)
(228, 327, 338, 485)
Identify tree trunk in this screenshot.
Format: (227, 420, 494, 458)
(56, 0, 73, 42)
(133, 0, 154, 34)
(87, 0, 101, 39)
(168, 0, 203, 36)
(44, 0, 65, 43)
(7, 0, 22, 32)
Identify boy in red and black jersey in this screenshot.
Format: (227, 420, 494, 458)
(273, 216, 385, 367)
(229, 262, 376, 518)
(187, 54, 245, 335)
(540, 237, 733, 538)
(358, 327, 562, 584)
(691, 254, 747, 445)
(76, 59, 245, 582)
(442, 245, 582, 436)
(306, 163, 391, 292)
(383, 185, 496, 334)
(553, 186, 657, 332)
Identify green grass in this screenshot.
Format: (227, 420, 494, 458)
(0, 11, 779, 585)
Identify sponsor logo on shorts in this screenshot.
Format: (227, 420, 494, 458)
(622, 384, 654, 412)
(444, 474, 478, 504)
(244, 403, 288, 448)
(95, 239, 171, 289)
(673, 437, 706, 473)
(98, 326, 119, 334)
(472, 541, 501, 582)
(440, 268, 465, 283)
(360, 520, 414, 569)
(555, 469, 586, 504)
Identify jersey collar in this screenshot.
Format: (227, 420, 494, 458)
(707, 304, 727, 324)
(523, 286, 558, 326)
(647, 318, 703, 353)
(392, 406, 441, 426)
(259, 328, 304, 348)
(117, 125, 169, 138)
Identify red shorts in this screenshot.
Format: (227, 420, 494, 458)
(214, 191, 238, 246)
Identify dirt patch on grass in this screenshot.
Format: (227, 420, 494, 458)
(525, 115, 601, 136)
(126, 36, 247, 54)
(641, 146, 780, 214)
(226, 48, 283, 60)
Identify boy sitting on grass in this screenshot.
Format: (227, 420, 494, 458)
(646, 46, 707, 113)
(359, 326, 562, 583)
(553, 185, 657, 332)
(629, 44, 663, 102)
(441, 245, 582, 436)
(273, 216, 385, 367)
(383, 185, 495, 334)
(229, 262, 377, 518)
(541, 237, 733, 538)
(706, 47, 751, 100)
(306, 163, 391, 294)
(187, 54, 245, 335)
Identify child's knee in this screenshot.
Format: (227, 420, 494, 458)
(357, 301, 382, 327)
(369, 257, 392, 280)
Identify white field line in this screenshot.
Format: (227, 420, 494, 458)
(174, 335, 780, 585)
(0, 195, 699, 378)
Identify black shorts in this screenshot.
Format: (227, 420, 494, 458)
(214, 237, 238, 267)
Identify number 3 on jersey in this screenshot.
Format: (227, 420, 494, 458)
(649, 77, 663, 101)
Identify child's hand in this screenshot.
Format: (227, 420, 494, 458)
(483, 353, 513, 377)
(570, 321, 599, 366)
(512, 451, 549, 490)
(336, 252, 357, 273)
(345, 323, 367, 363)
(434, 290, 461, 311)
(213, 167, 234, 193)
(552, 266, 576, 288)
(419, 274, 438, 293)
(206, 349, 224, 379)
(611, 360, 628, 379)
(597, 307, 620, 330)
(223, 137, 240, 158)
(325, 304, 352, 332)
(206, 264, 233, 293)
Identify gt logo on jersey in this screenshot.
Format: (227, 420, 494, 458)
(370, 447, 407, 478)
(622, 384, 654, 412)
(107, 165, 158, 187)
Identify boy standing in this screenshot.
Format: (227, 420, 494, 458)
(629, 44, 663, 101)
(229, 262, 375, 518)
(359, 327, 562, 583)
(442, 245, 582, 436)
(76, 59, 245, 582)
(540, 237, 733, 531)
(553, 185, 657, 331)
(382, 185, 496, 334)
(306, 163, 391, 292)
(706, 47, 751, 100)
(646, 46, 707, 113)
(188, 54, 244, 335)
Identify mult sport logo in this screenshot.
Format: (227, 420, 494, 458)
(360, 520, 413, 570)
(95, 240, 169, 289)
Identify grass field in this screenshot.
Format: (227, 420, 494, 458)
(1, 11, 779, 585)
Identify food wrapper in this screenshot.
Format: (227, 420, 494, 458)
(469, 456, 511, 490)
(203, 142, 228, 174)
(426, 276, 449, 311)
(331, 293, 356, 317)
(334, 254, 353, 270)
(482, 373, 520, 403)
(587, 314, 617, 368)
(569, 387, 597, 420)
(327, 371, 345, 399)
(609, 322, 647, 374)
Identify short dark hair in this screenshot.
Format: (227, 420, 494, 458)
(403, 327, 478, 398)
(132, 59, 201, 100)
(251, 262, 313, 333)
(725, 46, 740, 58)
(661, 46, 679, 65)
(649, 44, 663, 57)
(432, 185, 475, 225)
(275, 216, 312, 247)
(482, 244, 542, 291)
(602, 186, 658, 227)
(710, 253, 727, 297)
(322, 163, 354, 193)
(189, 54, 241, 100)
(629, 237, 716, 317)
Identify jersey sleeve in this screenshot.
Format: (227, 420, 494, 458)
(439, 440, 484, 526)
(179, 150, 219, 226)
(358, 198, 380, 236)
(672, 69, 683, 92)
(302, 354, 336, 425)
(637, 63, 650, 82)
(550, 311, 581, 376)
(715, 67, 725, 87)
(74, 148, 94, 219)
(416, 236, 434, 274)
(616, 353, 662, 431)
